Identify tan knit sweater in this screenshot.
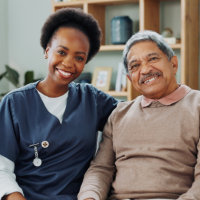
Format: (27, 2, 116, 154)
(78, 87, 200, 200)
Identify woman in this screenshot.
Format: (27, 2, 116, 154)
(0, 8, 117, 200)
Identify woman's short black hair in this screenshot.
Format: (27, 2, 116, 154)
(40, 8, 102, 63)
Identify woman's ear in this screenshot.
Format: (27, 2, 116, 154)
(44, 47, 50, 59)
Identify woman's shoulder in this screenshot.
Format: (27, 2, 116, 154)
(1, 81, 38, 102)
(69, 82, 118, 106)
(70, 82, 97, 92)
(69, 82, 111, 97)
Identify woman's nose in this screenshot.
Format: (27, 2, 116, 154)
(62, 55, 73, 68)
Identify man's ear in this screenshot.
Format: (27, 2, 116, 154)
(170, 55, 178, 74)
(126, 73, 132, 82)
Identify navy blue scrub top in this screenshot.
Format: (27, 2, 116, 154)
(0, 81, 118, 200)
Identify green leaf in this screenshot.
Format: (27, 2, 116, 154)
(5, 65, 19, 87)
(0, 71, 7, 81)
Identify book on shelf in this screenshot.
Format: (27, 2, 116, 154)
(115, 62, 127, 92)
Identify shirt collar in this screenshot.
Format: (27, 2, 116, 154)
(141, 85, 191, 108)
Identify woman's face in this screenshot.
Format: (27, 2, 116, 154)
(45, 27, 90, 88)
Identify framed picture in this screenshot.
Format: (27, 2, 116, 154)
(92, 67, 112, 91)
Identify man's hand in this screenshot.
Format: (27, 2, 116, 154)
(3, 192, 26, 200)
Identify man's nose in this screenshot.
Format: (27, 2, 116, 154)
(140, 61, 151, 74)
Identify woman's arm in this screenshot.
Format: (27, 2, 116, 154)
(78, 115, 116, 200)
(0, 155, 24, 199)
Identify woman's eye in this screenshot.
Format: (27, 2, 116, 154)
(57, 50, 66, 56)
(76, 56, 85, 62)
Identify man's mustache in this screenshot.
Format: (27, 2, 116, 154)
(139, 72, 162, 84)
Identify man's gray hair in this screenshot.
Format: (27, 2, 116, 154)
(123, 30, 175, 72)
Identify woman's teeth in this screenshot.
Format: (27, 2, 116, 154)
(58, 69, 72, 77)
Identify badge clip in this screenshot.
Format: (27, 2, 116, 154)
(29, 143, 42, 167)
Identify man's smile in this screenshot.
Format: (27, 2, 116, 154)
(139, 72, 162, 85)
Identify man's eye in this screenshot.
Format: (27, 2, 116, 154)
(149, 57, 159, 62)
(128, 64, 139, 72)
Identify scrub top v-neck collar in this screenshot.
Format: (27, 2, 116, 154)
(37, 89, 68, 124)
(34, 81, 72, 125)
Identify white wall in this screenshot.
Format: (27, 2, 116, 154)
(7, 0, 51, 85)
(0, 0, 8, 93)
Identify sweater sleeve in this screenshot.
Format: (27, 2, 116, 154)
(78, 113, 116, 200)
(177, 138, 200, 200)
(0, 155, 24, 198)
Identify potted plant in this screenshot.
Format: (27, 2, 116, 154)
(0, 65, 19, 100)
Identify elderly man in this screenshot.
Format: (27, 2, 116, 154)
(78, 31, 200, 200)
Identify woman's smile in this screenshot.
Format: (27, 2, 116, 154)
(56, 68, 73, 79)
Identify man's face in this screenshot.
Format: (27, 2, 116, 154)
(127, 41, 178, 99)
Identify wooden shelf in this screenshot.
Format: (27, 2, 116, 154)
(86, 0, 138, 5)
(100, 45, 124, 51)
(171, 43, 181, 49)
(100, 43, 182, 51)
(52, 0, 137, 8)
(106, 90, 128, 97)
